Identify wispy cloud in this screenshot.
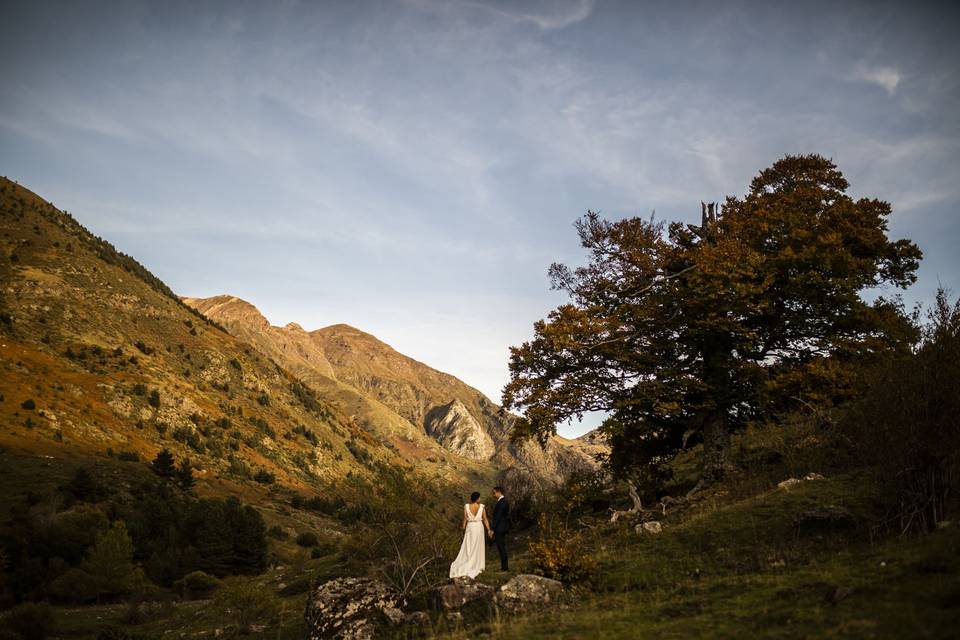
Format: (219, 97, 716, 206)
(1, 0, 958, 434)
(853, 64, 902, 95)
(470, 0, 595, 30)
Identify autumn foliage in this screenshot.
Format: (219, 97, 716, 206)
(503, 155, 921, 484)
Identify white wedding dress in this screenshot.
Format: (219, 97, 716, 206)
(449, 503, 486, 579)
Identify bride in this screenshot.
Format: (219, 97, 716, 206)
(449, 491, 491, 579)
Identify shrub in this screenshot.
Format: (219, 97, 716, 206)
(172, 427, 204, 453)
(295, 531, 319, 547)
(301, 495, 346, 516)
(227, 456, 251, 478)
(117, 451, 140, 462)
(173, 570, 220, 599)
(248, 416, 275, 439)
(148, 389, 160, 408)
(278, 576, 313, 595)
(293, 424, 319, 445)
(346, 439, 372, 465)
(48, 566, 100, 604)
(527, 514, 596, 583)
(267, 525, 288, 540)
(65, 467, 106, 502)
(290, 380, 326, 415)
(20, 398, 36, 410)
(253, 469, 275, 485)
(6, 602, 54, 640)
(841, 289, 960, 535)
(256, 393, 270, 406)
(213, 578, 280, 633)
(95, 627, 132, 640)
(134, 341, 153, 355)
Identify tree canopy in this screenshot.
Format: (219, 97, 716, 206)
(503, 154, 921, 484)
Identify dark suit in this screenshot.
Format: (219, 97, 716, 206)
(491, 496, 510, 570)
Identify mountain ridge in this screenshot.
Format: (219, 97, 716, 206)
(183, 293, 605, 481)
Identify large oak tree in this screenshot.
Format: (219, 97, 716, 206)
(503, 155, 921, 485)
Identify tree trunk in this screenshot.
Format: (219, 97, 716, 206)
(698, 333, 731, 486)
(701, 409, 729, 484)
(609, 480, 643, 523)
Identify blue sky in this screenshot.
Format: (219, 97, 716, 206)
(2, 0, 958, 437)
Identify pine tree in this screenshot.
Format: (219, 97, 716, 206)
(152, 448, 176, 477)
(176, 458, 195, 490)
(82, 520, 141, 601)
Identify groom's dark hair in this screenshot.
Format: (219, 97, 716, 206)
(493, 485, 505, 494)
(470, 491, 481, 502)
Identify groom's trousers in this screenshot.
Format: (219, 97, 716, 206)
(494, 532, 508, 570)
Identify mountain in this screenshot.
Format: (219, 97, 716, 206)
(0, 175, 600, 512)
(0, 177, 476, 507)
(183, 295, 604, 483)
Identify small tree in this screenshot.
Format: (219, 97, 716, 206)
(82, 520, 142, 601)
(148, 389, 160, 408)
(176, 458, 195, 490)
(152, 448, 175, 477)
(65, 467, 105, 502)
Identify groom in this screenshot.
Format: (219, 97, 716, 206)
(488, 485, 510, 571)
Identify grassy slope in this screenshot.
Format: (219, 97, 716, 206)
(448, 472, 960, 639)
(39, 471, 958, 639)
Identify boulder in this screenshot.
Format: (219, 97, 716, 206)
(778, 473, 826, 490)
(636, 521, 663, 535)
(304, 577, 403, 640)
(495, 574, 564, 614)
(437, 576, 495, 611)
(777, 478, 802, 490)
(382, 606, 405, 626)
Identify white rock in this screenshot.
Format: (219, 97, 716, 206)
(777, 478, 802, 490)
(636, 521, 663, 535)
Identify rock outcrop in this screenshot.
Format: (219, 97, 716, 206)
(494, 574, 564, 614)
(636, 521, 663, 535)
(436, 576, 496, 624)
(304, 577, 403, 640)
(424, 399, 495, 460)
(433, 574, 564, 622)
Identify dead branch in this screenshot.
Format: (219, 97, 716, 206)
(609, 480, 643, 523)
